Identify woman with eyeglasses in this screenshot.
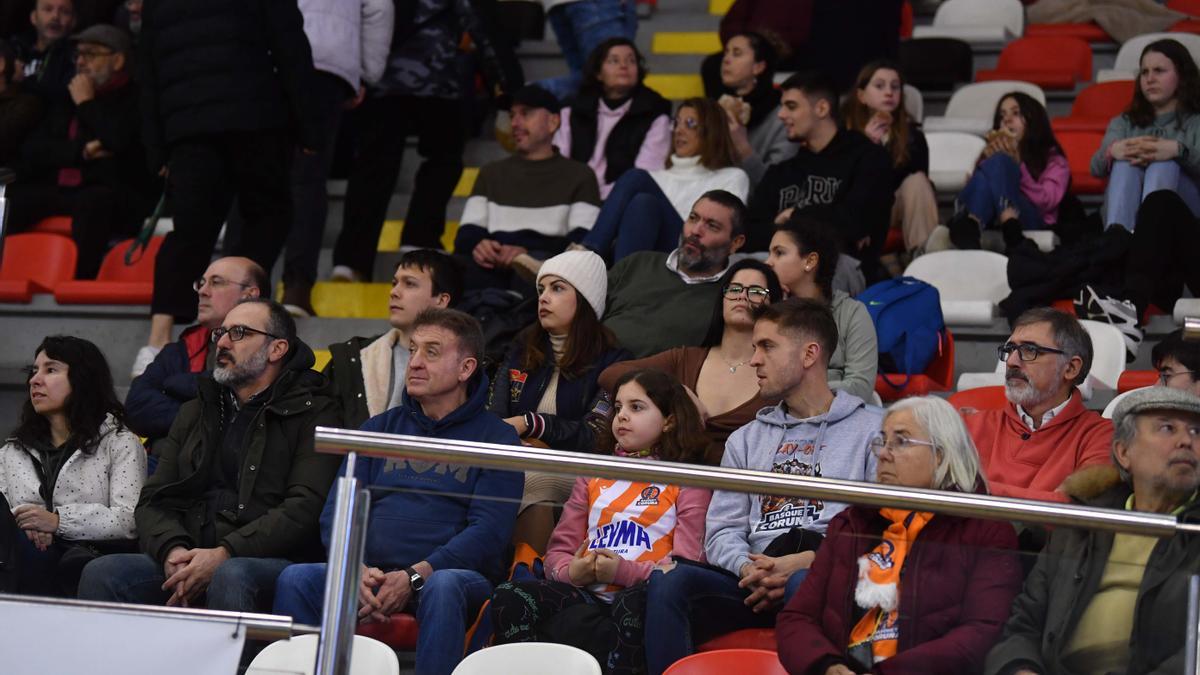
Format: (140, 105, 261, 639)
(767, 210, 879, 403)
(579, 97, 750, 263)
(777, 396, 1022, 675)
(553, 37, 672, 199)
(599, 258, 782, 463)
(0, 336, 145, 597)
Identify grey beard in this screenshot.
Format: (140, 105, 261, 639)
(213, 344, 270, 389)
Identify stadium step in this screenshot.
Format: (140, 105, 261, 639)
(652, 31, 722, 54)
(311, 282, 391, 319)
(377, 220, 459, 253)
(644, 73, 706, 100)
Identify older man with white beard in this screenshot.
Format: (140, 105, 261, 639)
(79, 298, 340, 614)
(960, 307, 1113, 503)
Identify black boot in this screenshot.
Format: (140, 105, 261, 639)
(947, 211, 982, 250)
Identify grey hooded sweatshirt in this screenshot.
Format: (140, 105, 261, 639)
(705, 389, 883, 575)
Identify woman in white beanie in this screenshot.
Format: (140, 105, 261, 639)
(488, 249, 632, 553)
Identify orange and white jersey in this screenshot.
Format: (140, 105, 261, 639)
(585, 479, 680, 598)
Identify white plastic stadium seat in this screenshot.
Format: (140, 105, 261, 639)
(452, 643, 602, 675)
(1080, 319, 1127, 392)
(1173, 298, 1200, 325)
(903, 250, 1010, 325)
(926, 132, 987, 193)
(912, 0, 1024, 44)
(957, 360, 1006, 392)
(1097, 32, 1200, 82)
(1102, 387, 1152, 419)
(924, 81, 1048, 137)
(904, 84, 924, 123)
(247, 635, 400, 675)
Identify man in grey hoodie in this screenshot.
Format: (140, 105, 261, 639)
(643, 297, 883, 674)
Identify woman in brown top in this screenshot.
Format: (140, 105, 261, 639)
(598, 258, 782, 463)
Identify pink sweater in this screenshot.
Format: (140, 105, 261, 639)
(545, 476, 711, 589)
(1019, 151, 1070, 225)
(553, 99, 672, 199)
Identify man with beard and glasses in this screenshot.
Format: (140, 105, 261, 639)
(603, 189, 746, 357)
(960, 307, 1113, 503)
(79, 298, 340, 615)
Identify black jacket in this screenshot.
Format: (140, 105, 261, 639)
(138, 0, 320, 169)
(322, 334, 379, 431)
(745, 129, 894, 252)
(568, 86, 671, 185)
(134, 340, 341, 564)
(11, 32, 75, 104)
(487, 333, 629, 452)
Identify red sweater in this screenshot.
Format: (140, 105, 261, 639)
(961, 391, 1113, 503)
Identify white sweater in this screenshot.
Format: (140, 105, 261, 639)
(649, 154, 751, 220)
(0, 415, 146, 542)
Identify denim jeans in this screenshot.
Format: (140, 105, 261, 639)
(581, 169, 681, 262)
(273, 564, 494, 675)
(77, 553, 291, 613)
(1104, 159, 1200, 231)
(957, 153, 1043, 230)
(642, 563, 808, 675)
(540, 0, 637, 103)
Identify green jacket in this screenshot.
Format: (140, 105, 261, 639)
(985, 471, 1200, 675)
(135, 341, 342, 564)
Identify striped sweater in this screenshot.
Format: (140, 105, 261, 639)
(453, 152, 601, 254)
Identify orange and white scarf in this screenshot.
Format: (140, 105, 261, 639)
(847, 508, 934, 664)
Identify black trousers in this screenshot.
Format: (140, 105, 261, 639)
(1124, 189, 1200, 317)
(334, 94, 465, 279)
(6, 181, 142, 279)
(151, 129, 293, 320)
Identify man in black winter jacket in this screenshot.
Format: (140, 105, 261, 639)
(744, 71, 893, 281)
(139, 0, 320, 366)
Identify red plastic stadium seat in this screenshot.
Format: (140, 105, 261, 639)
(875, 330, 956, 402)
(30, 215, 72, 237)
(697, 628, 778, 653)
(356, 613, 419, 650)
(54, 237, 164, 304)
(665, 649, 787, 675)
(1052, 81, 1135, 134)
(948, 385, 1008, 412)
(900, 0, 913, 38)
(0, 233, 77, 302)
(1172, 19, 1200, 34)
(1118, 370, 1158, 393)
(1025, 22, 1110, 43)
(883, 226, 905, 254)
(1169, 0, 1200, 16)
(976, 37, 1092, 90)
(1057, 131, 1107, 195)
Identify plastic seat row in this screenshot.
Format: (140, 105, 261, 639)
(0, 231, 162, 304)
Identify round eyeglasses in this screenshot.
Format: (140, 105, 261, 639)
(723, 283, 770, 305)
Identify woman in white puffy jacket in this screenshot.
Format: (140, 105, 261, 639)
(0, 336, 145, 596)
(580, 97, 751, 262)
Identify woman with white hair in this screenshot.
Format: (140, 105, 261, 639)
(776, 396, 1023, 675)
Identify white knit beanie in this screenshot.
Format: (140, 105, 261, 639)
(536, 249, 608, 319)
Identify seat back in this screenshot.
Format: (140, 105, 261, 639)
(904, 250, 1010, 324)
(996, 36, 1092, 82)
(933, 0, 1024, 36)
(95, 237, 164, 282)
(943, 81, 1047, 120)
(926, 132, 987, 192)
(1109, 32, 1200, 80)
(1080, 319, 1128, 391)
(948, 385, 1009, 412)
(663, 649, 788, 675)
(1068, 80, 1136, 119)
(451, 643, 601, 675)
(247, 635, 399, 675)
(1102, 387, 1151, 419)
(1170, 0, 1200, 14)
(898, 38, 974, 90)
(904, 83, 924, 123)
(0, 233, 77, 292)
(1057, 130, 1105, 179)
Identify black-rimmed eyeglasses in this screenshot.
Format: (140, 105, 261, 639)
(998, 342, 1066, 362)
(723, 283, 770, 305)
(211, 325, 283, 344)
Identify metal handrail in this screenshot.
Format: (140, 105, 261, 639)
(314, 426, 1199, 538)
(0, 593, 316, 641)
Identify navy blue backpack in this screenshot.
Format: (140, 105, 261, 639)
(857, 277, 945, 387)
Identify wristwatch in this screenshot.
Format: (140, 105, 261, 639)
(404, 566, 425, 593)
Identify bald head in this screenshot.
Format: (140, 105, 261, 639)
(196, 257, 267, 329)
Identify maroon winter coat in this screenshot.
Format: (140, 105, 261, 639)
(776, 505, 1023, 675)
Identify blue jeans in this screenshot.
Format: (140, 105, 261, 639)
(1104, 159, 1200, 231)
(642, 563, 808, 675)
(540, 0, 637, 103)
(957, 154, 1044, 230)
(582, 169, 682, 262)
(77, 553, 291, 613)
(273, 564, 494, 675)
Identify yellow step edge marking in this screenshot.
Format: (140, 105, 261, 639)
(310, 282, 392, 319)
(377, 220, 460, 253)
(453, 167, 479, 197)
(313, 349, 332, 371)
(708, 0, 734, 15)
(643, 73, 705, 101)
(652, 32, 722, 55)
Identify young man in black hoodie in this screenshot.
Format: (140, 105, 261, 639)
(744, 71, 894, 281)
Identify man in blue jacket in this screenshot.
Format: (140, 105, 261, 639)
(273, 308, 523, 675)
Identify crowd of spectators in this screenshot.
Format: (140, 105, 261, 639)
(4, 1, 1200, 674)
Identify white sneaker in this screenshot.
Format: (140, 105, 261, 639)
(1079, 285, 1143, 363)
(330, 265, 362, 283)
(131, 345, 161, 379)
